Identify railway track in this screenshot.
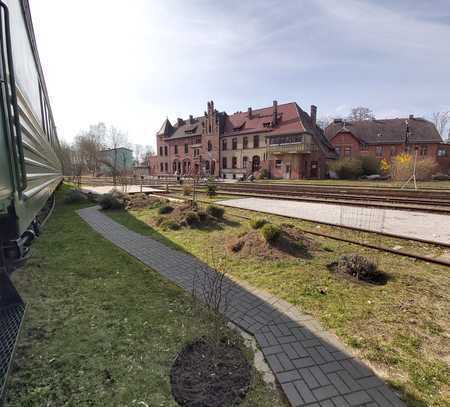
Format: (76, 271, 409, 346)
(67, 177, 450, 213)
(166, 182, 450, 213)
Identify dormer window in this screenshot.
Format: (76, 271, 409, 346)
(263, 122, 271, 128)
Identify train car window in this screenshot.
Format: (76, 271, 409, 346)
(7, 0, 42, 118)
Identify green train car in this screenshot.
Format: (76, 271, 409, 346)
(0, 0, 62, 402)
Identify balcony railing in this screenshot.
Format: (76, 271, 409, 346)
(267, 143, 316, 155)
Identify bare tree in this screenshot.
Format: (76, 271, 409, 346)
(104, 126, 129, 185)
(432, 111, 450, 141)
(133, 144, 144, 165)
(59, 139, 75, 176)
(316, 116, 333, 130)
(348, 107, 374, 122)
(74, 122, 106, 175)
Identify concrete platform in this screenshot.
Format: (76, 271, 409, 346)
(81, 185, 164, 195)
(217, 197, 450, 246)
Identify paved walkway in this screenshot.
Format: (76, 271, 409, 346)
(77, 206, 405, 407)
(217, 197, 450, 245)
(81, 185, 164, 195)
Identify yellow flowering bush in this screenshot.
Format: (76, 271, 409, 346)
(391, 153, 437, 181)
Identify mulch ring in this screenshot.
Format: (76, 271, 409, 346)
(170, 338, 251, 407)
(326, 261, 389, 285)
(226, 224, 318, 260)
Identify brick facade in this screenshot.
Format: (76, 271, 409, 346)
(325, 118, 450, 174)
(154, 101, 337, 180)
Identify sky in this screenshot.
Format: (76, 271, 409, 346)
(31, 0, 450, 150)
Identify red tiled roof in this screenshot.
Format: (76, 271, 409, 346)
(223, 102, 305, 136)
(325, 118, 442, 145)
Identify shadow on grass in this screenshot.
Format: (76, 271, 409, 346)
(273, 234, 314, 260)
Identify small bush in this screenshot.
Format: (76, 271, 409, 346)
(260, 223, 281, 243)
(198, 211, 208, 221)
(391, 154, 438, 181)
(329, 158, 363, 179)
(337, 254, 379, 281)
(249, 218, 268, 229)
(161, 220, 180, 230)
(184, 211, 200, 226)
(206, 180, 217, 197)
(360, 155, 380, 176)
(257, 168, 269, 180)
(183, 185, 193, 196)
(158, 204, 174, 214)
(99, 193, 124, 210)
(206, 205, 224, 219)
(64, 189, 87, 204)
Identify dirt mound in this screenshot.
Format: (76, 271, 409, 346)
(126, 194, 166, 210)
(227, 224, 317, 260)
(170, 339, 251, 407)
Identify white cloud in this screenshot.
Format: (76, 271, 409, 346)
(30, 0, 450, 150)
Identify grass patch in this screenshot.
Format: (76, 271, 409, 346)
(107, 203, 450, 407)
(6, 185, 286, 407)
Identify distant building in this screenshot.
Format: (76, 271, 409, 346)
(325, 116, 450, 172)
(154, 100, 337, 179)
(148, 154, 159, 176)
(97, 147, 133, 175)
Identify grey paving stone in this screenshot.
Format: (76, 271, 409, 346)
(312, 384, 339, 401)
(282, 343, 301, 359)
(332, 395, 351, 407)
(281, 382, 304, 407)
(293, 357, 316, 369)
(261, 344, 284, 356)
(310, 366, 331, 387)
(344, 390, 372, 406)
(366, 388, 394, 407)
(293, 379, 317, 404)
(266, 354, 284, 373)
(357, 375, 385, 390)
(328, 372, 351, 394)
(321, 361, 343, 374)
(298, 367, 320, 389)
(276, 370, 302, 384)
(278, 352, 296, 371)
(291, 341, 309, 358)
(337, 370, 362, 392)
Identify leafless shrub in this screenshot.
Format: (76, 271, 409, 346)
(192, 250, 233, 346)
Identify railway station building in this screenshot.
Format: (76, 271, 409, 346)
(325, 117, 450, 172)
(154, 100, 337, 180)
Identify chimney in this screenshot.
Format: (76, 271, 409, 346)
(189, 115, 193, 124)
(177, 118, 184, 126)
(310, 105, 317, 125)
(272, 100, 278, 125)
(409, 114, 414, 120)
(248, 107, 252, 119)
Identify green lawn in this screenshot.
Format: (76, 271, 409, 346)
(6, 186, 286, 407)
(107, 203, 450, 407)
